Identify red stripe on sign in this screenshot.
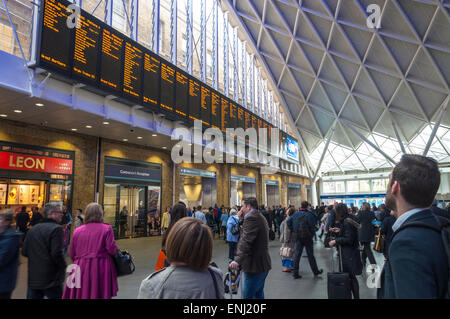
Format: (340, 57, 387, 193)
(0, 151, 73, 175)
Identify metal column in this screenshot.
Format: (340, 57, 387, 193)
(130, 0, 139, 41)
(241, 43, 247, 108)
(185, 0, 193, 73)
(212, 0, 219, 90)
(151, 0, 160, 54)
(233, 27, 239, 102)
(200, 0, 207, 82)
(105, 0, 113, 25)
(250, 55, 255, 112)
(223, 11, 229, 97)
(170, 0, 177, 66)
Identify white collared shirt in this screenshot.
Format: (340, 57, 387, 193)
(392, 207, 429, 232)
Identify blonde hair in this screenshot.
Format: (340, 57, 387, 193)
(0, 209, 14, 223)
(84, 203, 104, 223)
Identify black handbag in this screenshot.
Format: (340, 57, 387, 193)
(231, 220, 240, 235)
(113, 250, 135, 277)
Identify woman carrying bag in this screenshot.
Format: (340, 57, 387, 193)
(279, 208, 296, 272)
(328, 203, 363, 299)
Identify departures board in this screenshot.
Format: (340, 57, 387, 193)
(35, 0, 281, 145)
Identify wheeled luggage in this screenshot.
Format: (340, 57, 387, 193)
(327, 245, 352, 299)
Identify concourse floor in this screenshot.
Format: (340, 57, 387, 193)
(12, 234, 384, 299)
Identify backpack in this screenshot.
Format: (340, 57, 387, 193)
(295, 212, 312, 241)
(231, 217, 240, 235)
(391, 214, 449, 298)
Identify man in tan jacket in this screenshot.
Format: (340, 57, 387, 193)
(230, 197, 272, 299)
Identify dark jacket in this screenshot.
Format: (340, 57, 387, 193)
(16, 211, 30, 231)
(383, 209, 449, 298)
(30, 212, 43, 226)
(235, 210, 272, 273)
(380, 215, 396, 257)
(287, 209, 316, 240)
(334, 215, 363, 276)
(431, 206, 450, 220)
(0, 226, 22, 293)
(22, 219, 66, 289)
(358, 210, 376, 243)
(325, 209, 336, 231)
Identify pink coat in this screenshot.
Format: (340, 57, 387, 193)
(62, 223, 118, 299)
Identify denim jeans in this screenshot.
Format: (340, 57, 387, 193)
(27, 285, 62, 299)
(242, 272, 268, 299)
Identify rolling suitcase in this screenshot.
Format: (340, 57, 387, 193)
(327, 245, 352, 299)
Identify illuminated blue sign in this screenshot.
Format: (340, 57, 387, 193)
(286, 136, 299, 161)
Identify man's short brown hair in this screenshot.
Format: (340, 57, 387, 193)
(165, 217, 213, 271)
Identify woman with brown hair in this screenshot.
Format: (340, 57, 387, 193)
(279, 207, 296, 272)
(62, 203, 118, 299)
(139, 217, 224, 299)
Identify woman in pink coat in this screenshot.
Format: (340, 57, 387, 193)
(63, 203, 118, 299)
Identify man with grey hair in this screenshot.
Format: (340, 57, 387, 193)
(0, 210, 22, 299)
(22, 204, 66, 299)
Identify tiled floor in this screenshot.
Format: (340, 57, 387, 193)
(12, 234, 384, 299)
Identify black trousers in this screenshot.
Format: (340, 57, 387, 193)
(27, 285, 62, 299)
(293, 239, 320, 275)
(361, 242, 377, 266)
(349, 274, 360, 299)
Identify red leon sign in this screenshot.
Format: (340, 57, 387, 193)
(0, 151, 73, 175)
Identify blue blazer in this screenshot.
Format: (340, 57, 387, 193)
(383, 209, 448, 298)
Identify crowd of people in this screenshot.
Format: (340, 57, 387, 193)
(0, 155, 449, 299)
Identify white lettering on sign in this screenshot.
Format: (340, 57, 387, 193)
(9, 156, 45, 170)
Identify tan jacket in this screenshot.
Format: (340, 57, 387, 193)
(235, 210, 272, 273)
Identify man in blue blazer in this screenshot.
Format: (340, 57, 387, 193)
(383, 154, 448, 299)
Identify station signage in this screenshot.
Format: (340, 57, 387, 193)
(265, 179, 279, 186)
(104, 164, 161, 182)
(180, 167, 216, 178)
(231, 175, 256, 184)
(0, 151, 74, 175)
(288, 183, 301, 189)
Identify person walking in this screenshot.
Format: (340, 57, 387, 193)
(318, 206, 330, 240)
(288, 201, 323, 279)
(74, 209, 84, 230)
(119, 206, 128, 238)
(193, 206, 207, 224)
(15, 206, 29, 235)
(0, 209, 22, 299)
(358, 202, 377, 268)
(30, 207, 42, 227)
(205, 208, 217, 237)
(62, 203, 118, 299)
(376, 208, 396, 299)
(279, 207, 296, 272)
(226, 208, 239, 262)
(328, 203, 363, 299)
(220, 208, 229, 241)
(22, 204, 66, 299)
(139, 218, 224, 299)
(161, 206, 171, 234)
(230, 197, 271, 299)
(383, 155, 448, 298)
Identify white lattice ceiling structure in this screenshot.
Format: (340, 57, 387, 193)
(225, 0, 450, 176)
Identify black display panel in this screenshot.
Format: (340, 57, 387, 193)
(221, 97, 230, 133)
(201, 86, 211, 127)
(160, 63, 175, 112)
(72, 11, 101, 84)
(237, 106, 245, 131)
(122, 41, 143, 101)
(100, 26, 124, 94)
(229, 102, 237, 130)
(40, 0, 73, 74)
(211, 91, 221, 129)
(175, 71, 189, 118)
(142, 52, 160, 109)
(188, 78, 201, 122)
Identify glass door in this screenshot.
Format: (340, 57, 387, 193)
(119, 185, 147, 238)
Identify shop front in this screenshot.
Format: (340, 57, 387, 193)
(230, 175, 257, 207)
(102, 157, 162, 239)
(179, 167, 217, 209)
(287, 183, 301, 208)
(0, 141, 74, 216)
(264, 179, 280, 207)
